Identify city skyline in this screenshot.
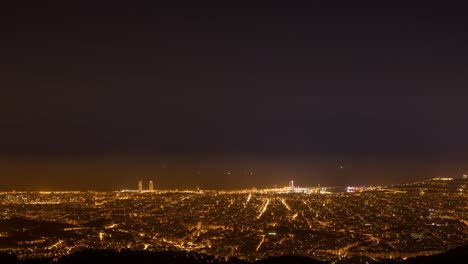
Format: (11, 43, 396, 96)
(1, 156, 468, 191)
(2, 172, 467, 193)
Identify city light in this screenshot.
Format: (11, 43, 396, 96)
(0, 178, 466, 262)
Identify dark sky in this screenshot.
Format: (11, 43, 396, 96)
(1, 3, 468, 190)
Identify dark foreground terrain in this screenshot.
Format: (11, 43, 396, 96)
(0, 245, 466, 264)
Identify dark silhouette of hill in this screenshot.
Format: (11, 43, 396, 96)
(0, 244, 466, 264)
(254, 255, 326, 264)
(398, 244, 468, 264)
(0, 252, 16, 264)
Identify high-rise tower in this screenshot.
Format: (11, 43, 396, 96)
(149, 180, 154, 192)
(138, 180, 143, 192)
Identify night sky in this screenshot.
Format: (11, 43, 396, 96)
(1, 3, 468, 190)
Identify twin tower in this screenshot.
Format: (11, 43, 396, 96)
(138, 180, 154, 192)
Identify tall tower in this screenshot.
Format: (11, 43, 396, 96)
(149, 180, 154, 192)
(289, 180, 294, 188)
(138, 180, 143, 192)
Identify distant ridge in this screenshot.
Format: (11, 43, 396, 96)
(396, 176, 467, 188)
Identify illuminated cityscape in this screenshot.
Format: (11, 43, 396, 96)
(2, 1, 468, 264)
(0, 177, 466, 262)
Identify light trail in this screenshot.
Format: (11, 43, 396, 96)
(66, 246, 75, 254)
(302, 199, 313, 212)
(281, 198, 291, 211)
(105, 223, 118, 229)
(246, 193, 252, 204)
(291, 213, 298, 220)
(257, 199, 270, 219)
(47, 240, 63, 250)
(256, 235, 265, 251)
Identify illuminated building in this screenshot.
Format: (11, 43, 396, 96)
(149, 180, 154, 192)
(138, 180, 143, 192)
